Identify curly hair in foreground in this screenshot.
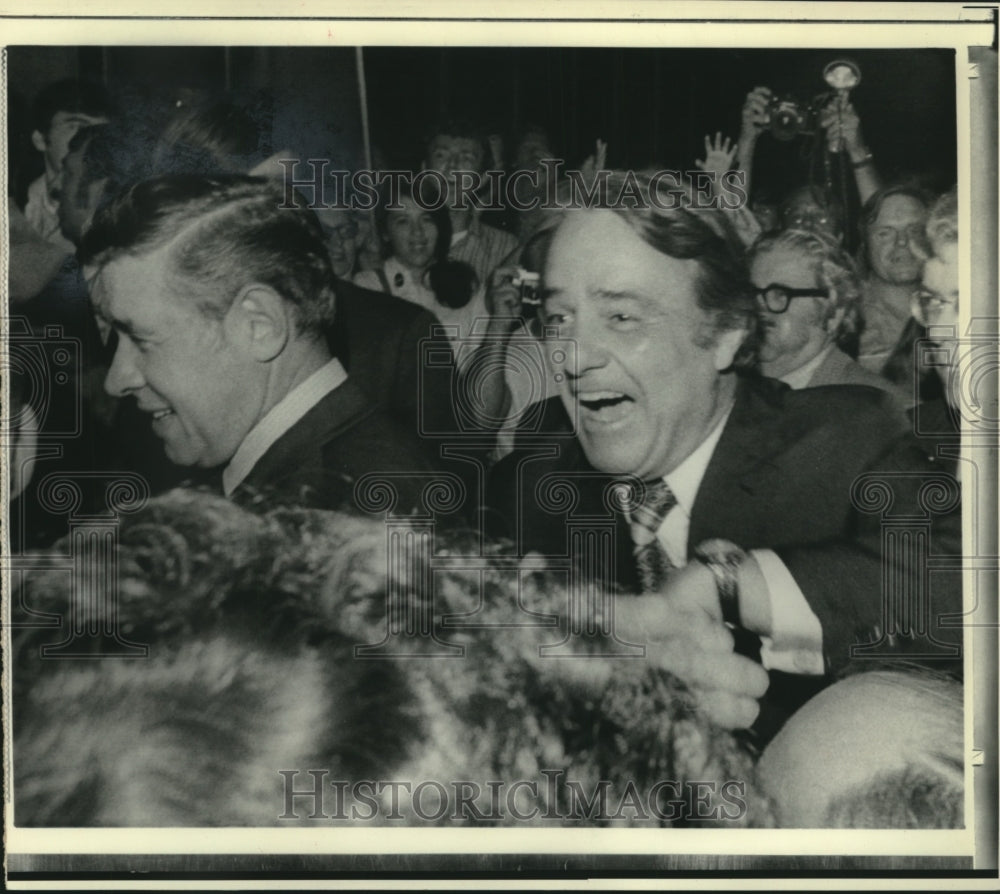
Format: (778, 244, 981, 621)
(12, 489, 774, 828)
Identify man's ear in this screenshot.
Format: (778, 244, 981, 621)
(712, 325, 748, 371)
(228, 284, 290, 362)
(31, 129, 48, 153)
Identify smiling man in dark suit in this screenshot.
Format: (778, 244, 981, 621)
(487, 171, 961, 738)
(80, 174, 434, 514)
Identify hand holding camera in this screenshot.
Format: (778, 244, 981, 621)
(740, 86, 774, 144)
(484, 265, 528, 335)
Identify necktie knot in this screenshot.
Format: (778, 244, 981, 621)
(628, 480, 678, 547)
(619, 480, 677, 592)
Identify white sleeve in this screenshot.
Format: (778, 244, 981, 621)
(749, 549, 825, 675)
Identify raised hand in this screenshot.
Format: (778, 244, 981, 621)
(740, 86, 773, 142)
(579, 138, 608, 185)
(695, 132, 739, 179)
(819, 97, 865, 156)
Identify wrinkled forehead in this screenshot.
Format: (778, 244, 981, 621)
(872, 194, 927, 227)
(750, 242, 818, 283)
(543, 209, 702, 305)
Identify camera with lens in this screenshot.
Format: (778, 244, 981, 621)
(512, 267, 541, 307)
(766, 95, 818, 142)
(765, 58, 864, 143)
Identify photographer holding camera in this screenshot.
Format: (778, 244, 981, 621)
(737, 77, 882, 234)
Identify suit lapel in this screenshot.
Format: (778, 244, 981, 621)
(240, 381, 374, 493)
(808, 346, 850, 388)
(689, 376, 808, 548)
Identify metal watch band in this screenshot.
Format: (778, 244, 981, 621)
(693, 540, 745, 627)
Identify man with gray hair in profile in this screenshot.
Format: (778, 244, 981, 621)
(78, 173, 433, 513)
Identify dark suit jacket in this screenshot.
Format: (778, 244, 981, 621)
(808, 345, 911, 408)
(232, 380, 444, 517)
(328, 279, 457, 446)
(488, 375, 962, 681)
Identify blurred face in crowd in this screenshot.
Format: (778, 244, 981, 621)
(750, 244, 840, 379)
(781, 188, 841, 242)
(866, 194, 928, 285)
(92, 247, 268, 468)
(56, 141, 106, 245)
(916, 241, 959, 334)
(542, 209, 743, 481)
(514, 131, 553, 172)
(750, 200, 779, 233)
(314, 208, 360, 278)
(33, 110, 108, 179)
(384, 195, 438, 273)
(915, 241, 961, 408)
(426, 134, 484, 205)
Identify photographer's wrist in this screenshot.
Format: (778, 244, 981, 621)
(847, 143, 871, 164)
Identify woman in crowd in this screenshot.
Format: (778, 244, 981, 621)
(354, 180, 490, 359)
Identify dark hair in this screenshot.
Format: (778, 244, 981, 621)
(13, 489, 770, 826)
(66, 123, 122, 207)
(376, 178, 478, 309)
(31, 78, 113, 135)
(537, 170, 758, 369)
(151, 100, 262, 176)
(375, 177, 452, 262)
(79, 174, 337, 335)
(779, 183, 847, 241)
(424, 118, 488, 168)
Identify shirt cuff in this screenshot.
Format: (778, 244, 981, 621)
(749, 548, 825, 676)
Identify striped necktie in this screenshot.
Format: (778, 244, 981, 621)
(629, 480, 678, 592)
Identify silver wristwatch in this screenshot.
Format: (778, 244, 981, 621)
(692, 538, 746, 627)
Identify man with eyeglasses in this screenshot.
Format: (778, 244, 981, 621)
(488, 171, 961, 742)
(856, 185, 931, 374)
(908, 186, 961, 470)
(748, 228, 907, 402)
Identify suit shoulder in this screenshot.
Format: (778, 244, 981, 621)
(321, 406, 431, 472)
(740, 376, 912, 453)
(337, 278, 431, 325)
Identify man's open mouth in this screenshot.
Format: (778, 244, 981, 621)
(576, 391, 635, 422)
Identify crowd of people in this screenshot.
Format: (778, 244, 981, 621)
(6, 75, 965, 828)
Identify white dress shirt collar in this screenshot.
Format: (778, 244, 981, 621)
(662, 401, 735, 518)
(779, 343, 835, 390)
(651, 401, 735, 567)
(222, 357, 348, 497)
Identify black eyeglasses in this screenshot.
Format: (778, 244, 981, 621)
(753, 284, 830, 314)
